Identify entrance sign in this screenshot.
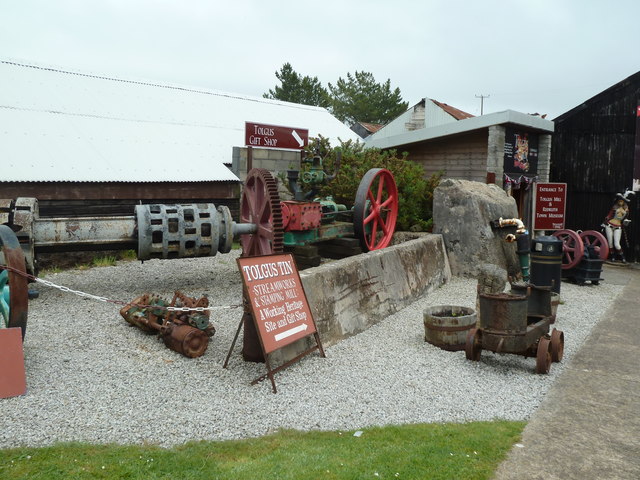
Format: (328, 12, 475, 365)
(245, 122, 309, 150)
(534, 183, 567, 230)
(224, 253, 324, 393)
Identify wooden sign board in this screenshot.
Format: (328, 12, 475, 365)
(245, 122, 309, 150)
(0, 327, 27, 399)
(534, 182, 567, 231)
(228, 253, 324, 392)
(237, 253, 316, 354)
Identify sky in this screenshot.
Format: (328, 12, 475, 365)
(2, 0, 639, 120)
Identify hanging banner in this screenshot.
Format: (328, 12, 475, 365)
(504, 128, 539, 175)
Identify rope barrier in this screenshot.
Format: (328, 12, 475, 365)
(0, 264, 242, 312)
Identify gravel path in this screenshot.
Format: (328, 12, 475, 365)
(0, 253, 621, 448)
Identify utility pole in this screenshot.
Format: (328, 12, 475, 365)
(475, 94, 489, 115)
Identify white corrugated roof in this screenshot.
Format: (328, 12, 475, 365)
(0, 59, 359, 182)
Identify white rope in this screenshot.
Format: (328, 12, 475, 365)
(33, 276, 240, 311)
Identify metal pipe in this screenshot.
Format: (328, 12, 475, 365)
(497, 217, 527, 234)
(33, 216, 137, 252)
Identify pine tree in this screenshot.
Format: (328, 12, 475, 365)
(263, 63, 329, 107)
(328, 71, 408, 125)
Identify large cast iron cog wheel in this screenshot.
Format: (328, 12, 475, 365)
(240, 168, 284, 257)
(0, 225, 29, 340)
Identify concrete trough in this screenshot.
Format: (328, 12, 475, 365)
(270, 233, 452, 364)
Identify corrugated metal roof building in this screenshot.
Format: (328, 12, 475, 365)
(365, 107, 554, 232)
(0, 59, 358, 216)
(366, 98, 474, 141)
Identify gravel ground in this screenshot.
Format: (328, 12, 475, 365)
(0, 252, 622, 448)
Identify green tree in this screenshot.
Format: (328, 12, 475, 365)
(327, 71, 409, 125)
(263, 63, 330, 107)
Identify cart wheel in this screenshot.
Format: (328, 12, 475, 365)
(535, 337, 552, 374)
(551, 229, 584, 270)
(465, 328, 482, 361)
(550, 328, 564, 362)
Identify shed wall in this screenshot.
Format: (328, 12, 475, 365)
(551, 72, 640, 261)
(401, 130, 489, 182)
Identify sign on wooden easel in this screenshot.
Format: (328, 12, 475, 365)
(0, 327, 27, 398)
(225, 253, 324, 392)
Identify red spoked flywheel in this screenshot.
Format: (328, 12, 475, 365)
(551, 229, 584, 269)
(353, 168, 399, 252)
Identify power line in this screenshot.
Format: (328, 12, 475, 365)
(475, 94, 490, 115)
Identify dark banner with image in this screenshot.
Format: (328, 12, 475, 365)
(504, 128, 538, 175)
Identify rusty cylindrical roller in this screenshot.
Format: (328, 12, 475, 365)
(161, 323, 209, 358)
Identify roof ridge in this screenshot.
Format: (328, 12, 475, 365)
(0, 59, 325, 112)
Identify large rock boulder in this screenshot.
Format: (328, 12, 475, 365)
(433, 179, 520, 277)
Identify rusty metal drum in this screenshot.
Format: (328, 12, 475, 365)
(478, 293, 528, 333)
(423, 305, 477, 351)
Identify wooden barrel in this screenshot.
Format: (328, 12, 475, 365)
(423, 305, 477, 351)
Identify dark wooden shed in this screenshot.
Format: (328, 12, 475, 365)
(551, 71, 640, 262)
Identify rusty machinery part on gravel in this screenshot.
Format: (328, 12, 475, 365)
(240, 168, 284, 257)
(119, 291, 215, 358)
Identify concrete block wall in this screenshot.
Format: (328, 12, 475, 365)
(537, 134, 551, 182)
(268, 233, 452, 364)
(487, 125, 506, 183)
(231, 146, 302, 182)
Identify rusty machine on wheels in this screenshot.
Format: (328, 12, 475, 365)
(465, 284, 564, 374)
(0, 164, 398, 359)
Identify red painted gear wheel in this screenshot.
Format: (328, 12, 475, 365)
(552, 229, 584, 270)
(239, 168, 284, 257)
(0, 225, 29, 340)
(353, 168, 399, 252)
(579, 230, 609, 261)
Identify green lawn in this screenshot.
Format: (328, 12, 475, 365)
(0, 421, 524, 480)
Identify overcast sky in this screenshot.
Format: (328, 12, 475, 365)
(2, 0, 639, 120)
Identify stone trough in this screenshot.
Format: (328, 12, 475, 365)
(270, 233, 452, 364)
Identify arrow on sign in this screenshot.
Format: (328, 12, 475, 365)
(292, 130, 304, 148)
(274, 323, 308, 341)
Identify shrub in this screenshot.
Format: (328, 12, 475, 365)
(302, 137, 441, 231)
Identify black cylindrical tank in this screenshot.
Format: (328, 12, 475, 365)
(530, 236, 563, 294)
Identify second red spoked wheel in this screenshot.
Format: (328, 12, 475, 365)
(551, 229, 584, 269)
